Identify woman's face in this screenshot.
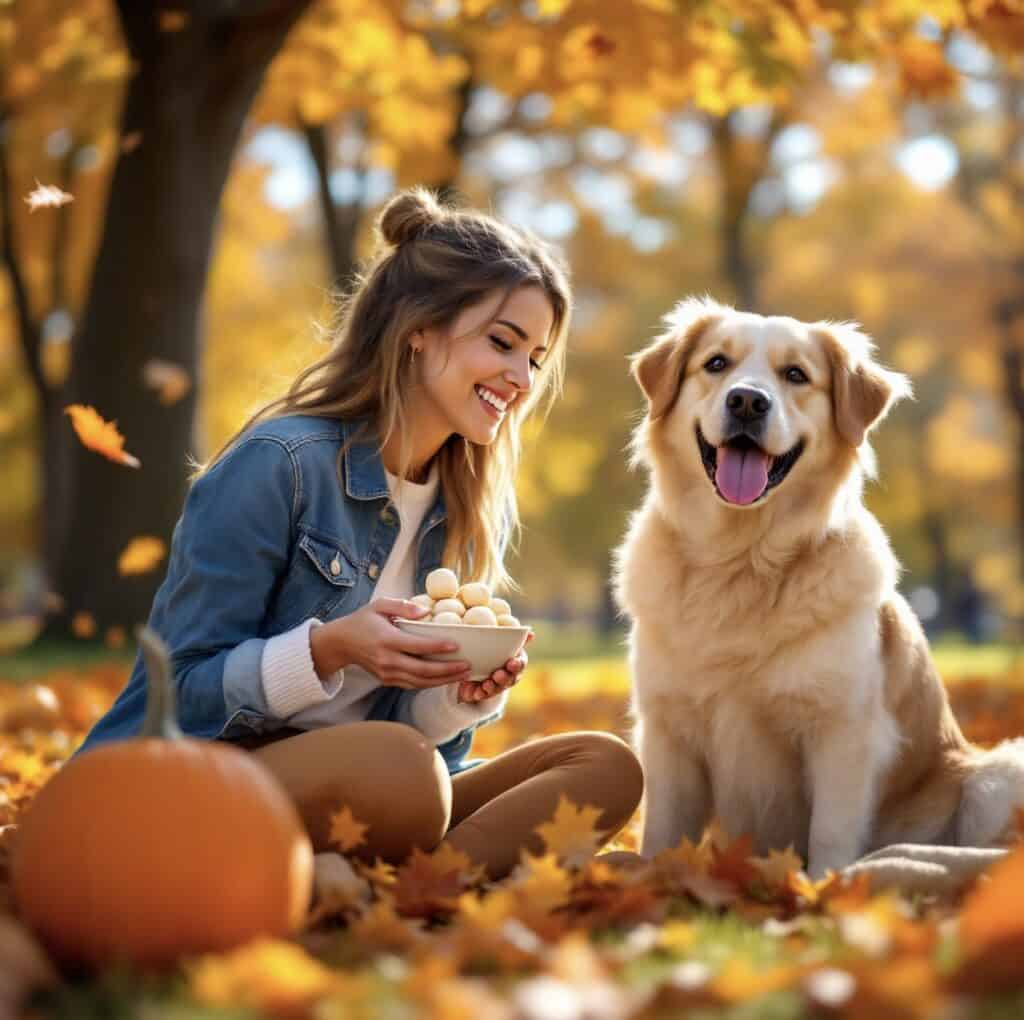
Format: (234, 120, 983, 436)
(411, 285, 555, 447)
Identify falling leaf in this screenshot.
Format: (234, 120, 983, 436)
(24, 182, 73, 212)
(117, 537, 166, 576)
(71, 611, 96, 639)
(142, 358, 191, 405)
(64, 405, 141, 468)
(158, 10, 189, 31)
(535, 794, 604, 868)
(328, 804, 369, 853)
(104, 627, 126, 649)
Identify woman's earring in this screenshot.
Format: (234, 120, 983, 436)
(411, 345, 421, 362)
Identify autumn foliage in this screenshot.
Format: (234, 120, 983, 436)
(3, 658, 1024, 1016)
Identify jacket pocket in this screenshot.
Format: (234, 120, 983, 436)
(270, 528, 360, 630)
(297, 531, 358, 588)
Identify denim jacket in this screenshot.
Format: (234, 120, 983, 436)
(73, 414, 504, 773)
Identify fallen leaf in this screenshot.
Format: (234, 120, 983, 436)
(186, 938, 344, 1015)
(535, 794, 604, 868)
(751, 846, 805, 889)
(328, 804, 369, 853)
(955, 843, 1024, 991)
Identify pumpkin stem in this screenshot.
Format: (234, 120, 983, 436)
(136, 625, 185, 740)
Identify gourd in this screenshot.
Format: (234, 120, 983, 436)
(10, 626, 313, 972)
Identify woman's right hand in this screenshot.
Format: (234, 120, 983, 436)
(309, 598, 472, 690)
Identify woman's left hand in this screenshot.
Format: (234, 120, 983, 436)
(456, 631, 533, 704)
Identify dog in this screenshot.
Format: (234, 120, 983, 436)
(613, 297, 1024, 878)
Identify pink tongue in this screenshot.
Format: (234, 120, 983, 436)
(715, 446, 771, 505)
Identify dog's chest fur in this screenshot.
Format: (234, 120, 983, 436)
(619, 502, 897, 854)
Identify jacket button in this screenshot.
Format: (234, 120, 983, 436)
(368, 563, 380, 579)
(330, 555, 341, 577)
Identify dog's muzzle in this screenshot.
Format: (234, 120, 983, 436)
(697, 425, 804, 506)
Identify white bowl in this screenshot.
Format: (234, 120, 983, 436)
(393, 619, 531, 681)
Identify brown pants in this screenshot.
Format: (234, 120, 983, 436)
(236, 722, 644, 880)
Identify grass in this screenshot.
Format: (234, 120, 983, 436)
(1, 615, 1022, 689)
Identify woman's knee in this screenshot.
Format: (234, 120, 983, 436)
(255, 721, 452, 860)
(574, 731, 645, 824)
(347, 723, 452, 857)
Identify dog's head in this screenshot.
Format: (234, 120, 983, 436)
(630, 297, 911, 510)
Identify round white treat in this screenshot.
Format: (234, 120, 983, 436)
(496, 614, 520, 627)
(458, 582, 492, 608)
(426, 568, 459, 600)
(463, 605, 498, 626)
(431, 611, 463, 626)
(433, 598, 465, 617)
(490, 597, 511, 617)
(410, 594, 435, 612)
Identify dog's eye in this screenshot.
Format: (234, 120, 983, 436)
(704, 355, 729, 374)
(784, 366, 809, 384)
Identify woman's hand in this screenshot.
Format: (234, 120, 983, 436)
(310, 598, 472, 690)
(456, 631, 534, 704)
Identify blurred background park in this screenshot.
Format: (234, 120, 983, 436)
(1, 0, 1024, 678)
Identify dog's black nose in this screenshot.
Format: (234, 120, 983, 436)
(726, 386, 772, 420)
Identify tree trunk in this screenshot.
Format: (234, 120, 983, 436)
(42, 0, 312, 638)
(710, 115, 759, 312)
(301, 115, 365, 291)
(1000, 299, 1024, 632)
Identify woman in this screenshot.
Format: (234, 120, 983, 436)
(76, 187, 643, 880)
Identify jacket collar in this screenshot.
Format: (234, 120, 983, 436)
(340, 417, 390, 500)
(339, 418, 447, 528)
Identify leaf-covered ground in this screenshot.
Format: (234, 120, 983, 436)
(2, 649, 1024, 1019)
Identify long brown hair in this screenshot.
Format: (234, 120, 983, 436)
(194, 187, 572, 591)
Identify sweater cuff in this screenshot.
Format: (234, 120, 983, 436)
(410, 685, 509, 744)
(261, 618, 344, 719)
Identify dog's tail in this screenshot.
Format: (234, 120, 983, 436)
(957, 738, 1024, 846)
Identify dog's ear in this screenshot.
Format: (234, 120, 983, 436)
(816, 324, 912, 447)
(631, 300, 723, 420)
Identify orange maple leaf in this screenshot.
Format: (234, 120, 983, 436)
(328, 805, 369, 853)
(392, 845, 482, 920)
(710, 832, 760, 890)
(535, 794, 604, 868)
(64, 405, 141, 468)
(117, 536, 166, 576)
(24, 181, 73, 212)
(509, 852, 574, 912)
(956, 843, 1024, 991)
(750, 846, 805, 890)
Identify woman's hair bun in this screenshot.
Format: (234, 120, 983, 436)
(377, 187, 446, 247)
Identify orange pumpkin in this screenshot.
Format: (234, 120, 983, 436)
(10, 626, 313, 972)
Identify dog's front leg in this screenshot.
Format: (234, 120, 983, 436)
(638, 719, 711, 857)
(805, 717, 892, 878)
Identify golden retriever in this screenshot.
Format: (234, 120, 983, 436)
(613, 297, 1024, 878)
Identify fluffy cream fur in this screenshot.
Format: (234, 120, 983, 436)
(614, 297, 1024, 877)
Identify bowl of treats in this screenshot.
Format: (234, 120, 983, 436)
(394, 568, 532, 681)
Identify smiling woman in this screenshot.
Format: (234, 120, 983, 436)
(72, 187, 644, 884)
